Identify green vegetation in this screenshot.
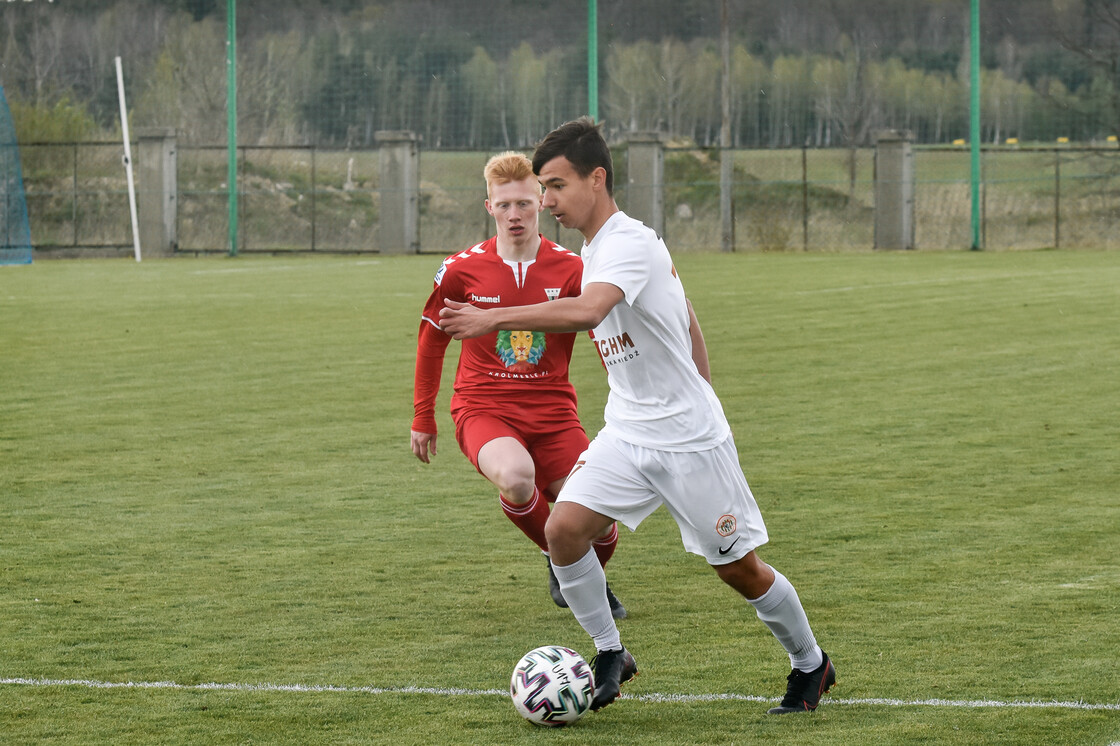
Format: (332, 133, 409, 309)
(9, 97, 98, 147)
(3, 1, 1118, 148)
(2, 251, 1118, 743)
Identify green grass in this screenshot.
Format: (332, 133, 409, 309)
(2, 251, 1119, 744)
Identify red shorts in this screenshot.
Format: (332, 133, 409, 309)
(455, 410, 589, 501)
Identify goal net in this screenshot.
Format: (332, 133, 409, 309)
(1, 84, 32, 265)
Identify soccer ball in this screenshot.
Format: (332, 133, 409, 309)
(509, 645, 595, 726)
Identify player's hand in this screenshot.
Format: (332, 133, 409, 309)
(411, 430, 437, 463)
(439, 299, 493, 339)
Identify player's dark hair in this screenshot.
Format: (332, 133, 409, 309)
(532, 117, 614, 196)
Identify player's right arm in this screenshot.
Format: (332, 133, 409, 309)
(411, 267, 455, 463)
(411, 318, 450, 463)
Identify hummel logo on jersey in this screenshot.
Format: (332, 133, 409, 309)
(545, 288, 561, 301)
(471, 293, 501, 303)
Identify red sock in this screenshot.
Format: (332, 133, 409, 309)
(591, 522, 618, 567)
(499, 488, 550, 553)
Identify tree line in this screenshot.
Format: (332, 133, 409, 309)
(2, 0, 1117, 148)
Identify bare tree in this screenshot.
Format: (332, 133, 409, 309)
(1051, 0, 1120, 134)
(507, 42, 548, 148)
(239, 31, 307, 145)
(605, 41, 661, 132)
(814, 36, 880, 196)
(730, 46, 769, 147)
(132, 14, 226, 143)
(461, 47, 499, 149)
(19, 6, 66, 106)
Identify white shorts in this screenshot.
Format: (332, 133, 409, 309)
(557, 430, 769, 565)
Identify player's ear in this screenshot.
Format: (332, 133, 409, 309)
(485, 199, 494, 215)
(591, 166, 608, 191)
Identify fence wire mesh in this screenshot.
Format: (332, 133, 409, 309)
(18, 141, 1120, 254)
(5, 1, 1120, 254)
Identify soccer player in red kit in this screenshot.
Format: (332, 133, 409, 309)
(410, 151, 625, 618)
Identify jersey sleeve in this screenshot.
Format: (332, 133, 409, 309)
(420, 260, 453, 329)
(412, 262, 456, 434)
(412, 318, 450, 434)
(586, 228, 649, 305)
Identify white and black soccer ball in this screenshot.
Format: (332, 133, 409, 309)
(509, 645, 595, 726)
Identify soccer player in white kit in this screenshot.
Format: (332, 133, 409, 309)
(440, 118, 835, 715)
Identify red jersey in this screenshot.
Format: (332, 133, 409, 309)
(412, 236, 583, 434)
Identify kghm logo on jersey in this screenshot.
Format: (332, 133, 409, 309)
(591, 330, 639, 367)
(496, 330, 546, 374)
(545, 287, 561, 301)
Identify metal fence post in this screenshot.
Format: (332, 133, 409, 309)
(311, 145, 317, 252)
(1054, 149, 1061, 250)
(802, 144, 809, 250)
(71, 142, 78, 248)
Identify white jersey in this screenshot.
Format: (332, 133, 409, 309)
(581, 211, 731, 451)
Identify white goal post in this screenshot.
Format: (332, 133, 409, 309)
(115, 56, 141, 262)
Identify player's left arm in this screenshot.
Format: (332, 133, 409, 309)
(685, 298, 712, 383)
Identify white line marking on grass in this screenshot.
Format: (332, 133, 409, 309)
(191, 265, 299, 275)
(190, 260, 381, 275)
(4, 678, 1118, 711)
(2, 677, 504, 697)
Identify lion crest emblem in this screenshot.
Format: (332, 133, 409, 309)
(497, 330, 546, 373)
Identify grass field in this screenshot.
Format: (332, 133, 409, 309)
(2, 250, 1118, 744)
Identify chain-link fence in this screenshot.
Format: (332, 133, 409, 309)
(20, 140, 1120, 254)
(6, 1, 1120, 255)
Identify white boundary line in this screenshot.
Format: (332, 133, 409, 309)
(189, 260, 382, 275)
(3, 677, 1117, 711)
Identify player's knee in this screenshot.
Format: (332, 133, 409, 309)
(712, 553, 774, 598)
(487, 465, 536, 504)
(497, 477, 536, 504)
(712, 561, 738, 585)
(544, 511, 584, 556)
(545, 505, 610, 564)
(543, 514, 566, 549)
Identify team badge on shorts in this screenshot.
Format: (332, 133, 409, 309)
(716, 514, 737, 537)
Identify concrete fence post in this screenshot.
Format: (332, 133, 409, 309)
(376, 131, 421, 254)
(136, 127, 177, 256)
(626, 132, 664, 236)
(874, 129, 915, 250)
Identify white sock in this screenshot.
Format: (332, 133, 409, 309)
(748, 567, 823, 672)
(551, 548, 620, 652)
